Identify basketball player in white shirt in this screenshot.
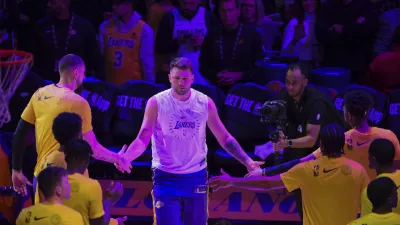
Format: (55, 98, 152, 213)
(118, 57, 263, 225)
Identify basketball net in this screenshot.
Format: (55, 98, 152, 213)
(0, 50, 33, 128)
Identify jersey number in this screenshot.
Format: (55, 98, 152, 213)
(113, 50, 123, 68)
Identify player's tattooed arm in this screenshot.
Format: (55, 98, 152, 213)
(223, 137, 252, 165)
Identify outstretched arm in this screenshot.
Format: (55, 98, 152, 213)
(207, 98, 262, 170)
(123, 97, 158, 162)
(209, 169, 285, 192)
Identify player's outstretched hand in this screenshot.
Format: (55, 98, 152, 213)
(208, 169, 233, 192)
(244, 167, 262, 178)
(116, 216, 127, 225)
(245, 159, 264, 173)
(12, 170, 32, 196)
(104, 181, 124, 205)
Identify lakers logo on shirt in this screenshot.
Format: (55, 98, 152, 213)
(341, 165, 352, 176)
(50, 214, 61, 225)
(70, 182, 80, 193)
(168, 110, 200, 140)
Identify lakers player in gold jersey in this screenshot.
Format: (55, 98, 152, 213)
(311, 90, 400, 179)
(35, 112, 89, 204)
(16, 166, 84, 225)
(210, 124, 369, 225)
(361, 138, 400, 216)
(11, 54, 131, 197)
(62, 139, 125, 225)
(99, 0, 155, 86)
(349, 177, 400, 225)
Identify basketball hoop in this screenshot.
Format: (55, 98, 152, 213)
(0, 50, 33, 128)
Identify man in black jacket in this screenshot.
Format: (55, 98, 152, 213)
(267, 63, 344, 221)
(199, 0, 265, 92)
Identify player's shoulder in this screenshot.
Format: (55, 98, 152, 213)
(192, 88, 209, 103)
(373, 127, 397, 138)
(100, 18, 114, 31)
(341, 157, 366, 174)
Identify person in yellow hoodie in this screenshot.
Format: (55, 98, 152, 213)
(348, 176, 400, 225)
(361, 138, 400, 216)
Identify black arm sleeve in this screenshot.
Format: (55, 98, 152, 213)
(12, 119, 35, 171)
(263, 159, 301, 176)
(155, 12, 179, 54)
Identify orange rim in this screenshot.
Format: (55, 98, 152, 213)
(0, 50, 33, 66)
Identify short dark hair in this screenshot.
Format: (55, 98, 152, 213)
(170, 57, 193, 72)
(369, 138, 396, 166)
(320, 123, 345, 157)
(367, 177, 397, 208)
(343, 90, 373, 118)
(64, 139, 93, 168)
(58, 54, 84, 74)
(38, 166, 68, 200)
(53, 112, 82, 146)
(287, 63, 309, 79)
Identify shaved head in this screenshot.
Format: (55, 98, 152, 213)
(58, 54, 86, 91)
(58, 54, 85, 74)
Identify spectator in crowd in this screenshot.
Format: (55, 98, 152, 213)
(199, 0, 265, 91)
(238, 0, 281, 50)
(99, 0, 155, 85)
(31, 0, 104, 82)
(16, 167, 85, 225)
(366, 25, 400, 92)
(155, 0, 219, 84)
(349, 177, 400, 225)
(374, 7, 400, 57)
(315, 0, 378, 84)
(281, 0, 320, 77)
(146, 0, 176, 73)
(210, 123, 370, 225)
(361, 139, 400, 216)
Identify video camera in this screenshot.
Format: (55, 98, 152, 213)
(257, 100, 288, 163)
(258, 100, 288, 143)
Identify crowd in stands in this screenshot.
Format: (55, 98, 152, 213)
(2, 0, 400, 224)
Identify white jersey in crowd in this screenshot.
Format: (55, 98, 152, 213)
(152, 89, 209, 174)
(172, 7, 209, 85)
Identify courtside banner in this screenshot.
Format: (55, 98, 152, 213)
(98, 180, 301, 221)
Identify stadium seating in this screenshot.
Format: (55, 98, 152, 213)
(80, 77, 118, 147)
(215, 83, 275, 176)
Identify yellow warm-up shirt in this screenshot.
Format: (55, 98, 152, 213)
(62, 173, 105, 225)
(348, 212, 400, 225)
(313, 127, 400, 179)
(21, 84, 93, 177)
(34, 150, 89, 204)
(281, 156, 369, 225)
(16, 203, 84, 225)
(361, 170, 400, 216)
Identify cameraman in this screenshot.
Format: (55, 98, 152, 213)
(274, 64, 344, 161)
(269, 64, 344, 220)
